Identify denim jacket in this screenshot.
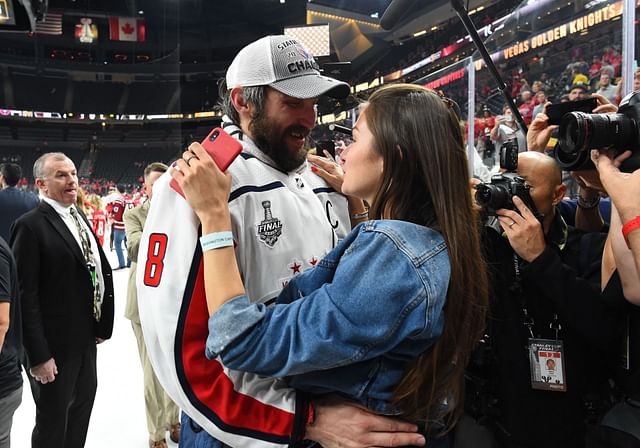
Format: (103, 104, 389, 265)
(206, 219, 450, 415)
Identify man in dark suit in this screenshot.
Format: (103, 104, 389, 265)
(0, 162, 39, 242)
(10, 152, 114, 448)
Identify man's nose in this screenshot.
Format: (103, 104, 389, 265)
(299, 101, 317, 129)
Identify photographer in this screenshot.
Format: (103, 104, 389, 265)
(467, 152, 624, 447)
(526, 94, 616, 230)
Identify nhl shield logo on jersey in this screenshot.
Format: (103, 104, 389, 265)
(256, 200, 283, 247)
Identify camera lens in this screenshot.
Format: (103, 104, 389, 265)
(560, 112, 632, 153)
(210, 130, 220, 141)
(475, 184, 509, 210)
(556, 112, 636, 170)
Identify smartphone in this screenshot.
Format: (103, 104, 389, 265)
(170, 127, 243, 197)
(316, 140, 336, 159)
(546, 97, 598, 125)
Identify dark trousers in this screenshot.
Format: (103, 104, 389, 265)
(28, 344, 97, 448)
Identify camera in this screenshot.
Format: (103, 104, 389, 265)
(555, 91, 640, 172)
(475, 138, 539, 217)
(475, 173, 537, 216)
(499, 139, 518, 172)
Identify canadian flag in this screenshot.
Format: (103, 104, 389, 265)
(109, 17, 145, 42)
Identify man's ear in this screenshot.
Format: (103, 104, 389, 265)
(35, 178, 45, 191)
(552, 183, 567, 206)
(230, 87, 249, 113)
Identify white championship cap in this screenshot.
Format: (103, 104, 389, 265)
(226, 35, 350, 100)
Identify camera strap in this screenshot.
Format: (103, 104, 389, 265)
(512, 253, 567, 392)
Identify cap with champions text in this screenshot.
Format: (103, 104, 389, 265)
(226, 35, 350, 100)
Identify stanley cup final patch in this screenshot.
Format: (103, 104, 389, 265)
(256, 200, 283, 247)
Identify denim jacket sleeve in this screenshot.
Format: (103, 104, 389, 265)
(205, 226, 447, 377)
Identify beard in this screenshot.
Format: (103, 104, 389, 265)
(249, 115, 309, 172)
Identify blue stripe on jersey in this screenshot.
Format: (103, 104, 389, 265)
(229, 181, 286, 203)
(239, 153, 287, 174)
(312, 187, 337, 194)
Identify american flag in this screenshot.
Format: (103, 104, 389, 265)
(35, 12, 63, 35)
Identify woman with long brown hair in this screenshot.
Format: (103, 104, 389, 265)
(172, 83, 489, 444)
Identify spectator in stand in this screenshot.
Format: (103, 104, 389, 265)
(530, 80, 542, 94)
(596, 72, 617, 104)
(0, 163, 39, 242)
(517, 90, 535, 125)
(607, 48, 622, 76)
(109, 184, 130, 270)
(589, 55, 603, 78)
(511, 72, 523, 98)
(532, 90, 547, 121)
(568, 82, 589, 102)
(491, 104, 526, 153)
(478, 106, 495, 134)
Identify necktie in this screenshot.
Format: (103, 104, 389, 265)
(70, 207, 102, 321)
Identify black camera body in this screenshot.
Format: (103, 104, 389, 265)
(475, 138, 540, 218)
(475, 172, 537, 216)
(499, 138, 518, 171)
(556, 91, 640, 172)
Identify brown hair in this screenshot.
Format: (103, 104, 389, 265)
(143, 162, 168, 180)
(364, 84, 488, 433)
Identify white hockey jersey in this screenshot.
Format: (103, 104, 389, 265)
(137, 121, 350, 447)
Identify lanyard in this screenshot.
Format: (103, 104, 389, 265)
(512, 253, 561, 341)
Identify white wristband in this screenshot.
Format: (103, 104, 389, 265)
(200, 231, 234, 252)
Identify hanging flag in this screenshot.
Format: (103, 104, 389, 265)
(35, 12, 63, 35)
(109, 16, 145, 42)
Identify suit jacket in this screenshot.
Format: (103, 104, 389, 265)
(0, 187, 39, 242)
(123, 200, 149, 323)
(10, 201, 114, 368)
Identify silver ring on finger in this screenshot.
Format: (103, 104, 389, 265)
(184, 154, 198, 166)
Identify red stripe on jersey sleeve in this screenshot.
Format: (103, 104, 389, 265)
(181, 260, 295, 437)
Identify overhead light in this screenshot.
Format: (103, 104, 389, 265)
(138, 10, 144, 15)
(280, 0, 285, 3)
(413, 30, 426, 37)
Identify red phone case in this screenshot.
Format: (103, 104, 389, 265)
(170, 127, 242, 197)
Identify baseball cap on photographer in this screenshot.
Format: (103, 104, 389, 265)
(226, 35, 350, 100)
